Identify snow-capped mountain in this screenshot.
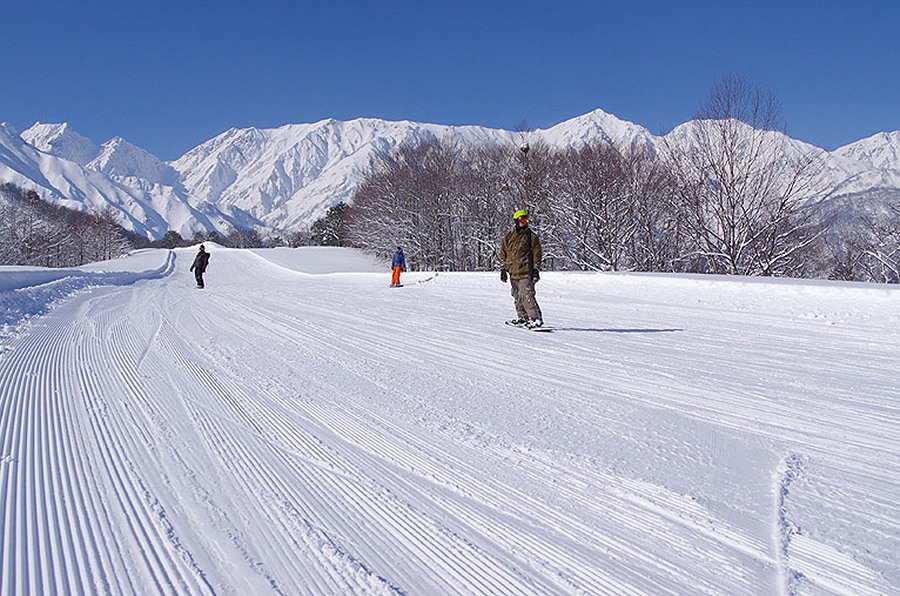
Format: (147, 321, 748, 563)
(659, 118, 900, 198)
(89, 137, 180, 185)
(20, 122, 100, 165)
(172, 118, 519, 232)
(0, 123, 165, 229)
(538, 108, 658, 152)
(2, 110, 900, 241)
(1, 123, 219, 239)
(833, 131, 900, 171)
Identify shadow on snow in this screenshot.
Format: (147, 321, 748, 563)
(552, 327, 684, 334)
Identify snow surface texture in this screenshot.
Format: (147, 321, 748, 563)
(0, 247, 897, 594)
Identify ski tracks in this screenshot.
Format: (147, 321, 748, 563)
(245, 282, 767, 594)
(2, 250, 898, 594)
(0, 286, 212, 594)
(773, 452, 895, 596)
(774, 453, 805, 595)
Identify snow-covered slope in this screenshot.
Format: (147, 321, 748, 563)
(0, 247, 897, 593)
(171, 118, 520, 230)
(539, 107, 658, 152)
(2, 123, 222, 239)
(88, 136, 180, 185)
(21, 122, 179, 184)
(834, 131, 900, 171)
(827, 131, 900, 196)
(20, 122, 100, 165)
(4, 111, 900, 241)
(0, 123, 182, 233)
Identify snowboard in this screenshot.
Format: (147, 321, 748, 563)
(505, 320, 553, 332)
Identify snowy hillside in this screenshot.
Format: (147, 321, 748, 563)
(1, 123, 216, 239)
(88, 136, 180, 185)
(21, 122, 178, 183)
(4, 110, 900, 240)
(538, 108, 659, 152)
(171, 118, 520, 231)
(20, 122, 100, 165)
(659, 119, 900, 199)
(0, 247, 897, 594)
(834, 131, 900, 171)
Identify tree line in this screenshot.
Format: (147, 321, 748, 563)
(341, 77, 900, 283)
(0, 183, 140, 267)
(0, 184, 339, 267)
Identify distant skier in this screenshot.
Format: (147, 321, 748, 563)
(190, 245, 210, 289)
(391, 246, 406, 287)
(499, 209, 543, 327)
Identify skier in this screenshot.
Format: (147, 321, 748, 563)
(391, 246, 406, 287)
(499, 209, 543, 327)
(190, 244, 211, 288)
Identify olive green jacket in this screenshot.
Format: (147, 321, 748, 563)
(500, 225, 542, 279)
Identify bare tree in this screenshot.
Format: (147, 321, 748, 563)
(346, 138, 519, 271)
(621, 146, 683, 272)
(665, 75, 825, 276)
(87, 207, 133, 262)
(854, 203, 900, 282)
(0, 183, 141, 266)
(455, 143, 515, 270)
(545, 143, 644, 270)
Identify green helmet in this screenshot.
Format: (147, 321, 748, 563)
(513, 209, 529, 220)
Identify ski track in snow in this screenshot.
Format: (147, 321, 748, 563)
(0, 247, 898, 595)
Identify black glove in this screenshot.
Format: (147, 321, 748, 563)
(531, 269, 540, 282)
(500, 269, 508, 283)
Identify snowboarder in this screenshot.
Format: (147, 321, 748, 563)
(391, 246, 406, 287)
(190, 245, 210, 288)
(499, 209, 543, 327)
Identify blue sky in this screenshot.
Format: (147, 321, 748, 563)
(3, 1, 898, 160)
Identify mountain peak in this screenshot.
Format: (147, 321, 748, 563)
(22, 122, 100, 165)
(89, 135, 178, 184)
(834, 130, 900, 170)
(540, 108, 657, 151)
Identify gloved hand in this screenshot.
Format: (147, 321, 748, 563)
(531, 269, 540, 282)
(500, 269, 508, 283)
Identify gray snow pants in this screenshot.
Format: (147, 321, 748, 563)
(510, 277, 542, 321)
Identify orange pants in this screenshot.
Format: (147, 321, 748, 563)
(391, 266, 402, 286)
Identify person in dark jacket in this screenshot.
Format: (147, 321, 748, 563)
(391, 246, 406, 287)
(190, 245, 211, 288)
(499, 209, 543, 327)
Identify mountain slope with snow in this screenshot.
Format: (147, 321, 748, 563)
(0, 247, 897, 594)
(0, 123, 182, 233)
(4, 110, 900, 241)
(88, 136, 180, 185)
(170, 109, 668, 231)
(1, 123, 217, 239)
(834, 131, 900, 171)
(20, 122, 100, 165)
(539, 108, 659, 151)
(171, 118, 521, 230)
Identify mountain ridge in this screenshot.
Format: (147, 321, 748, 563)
(2, 110, 899, 240)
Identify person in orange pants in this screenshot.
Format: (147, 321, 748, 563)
(391, 246, 406, 287)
